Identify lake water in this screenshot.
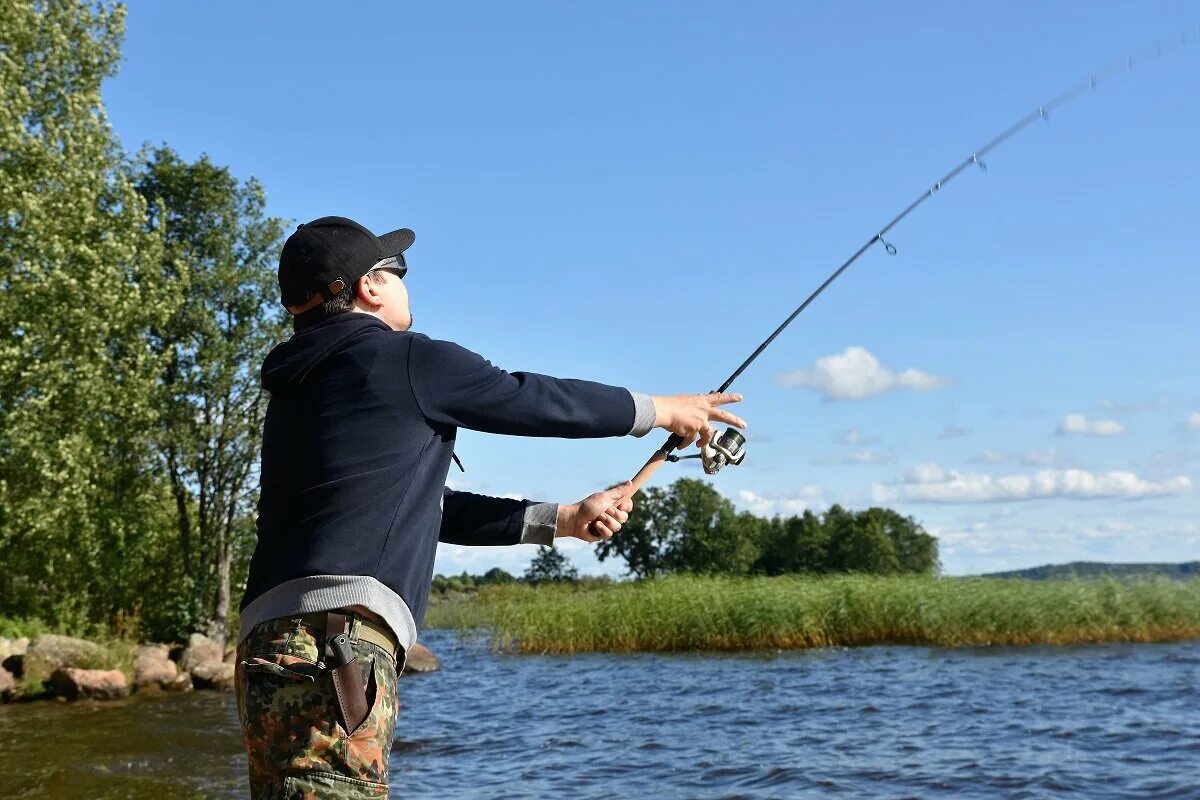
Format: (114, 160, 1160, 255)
(11, 630, 1198, 798)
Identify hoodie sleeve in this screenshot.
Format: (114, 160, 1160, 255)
(408, 334, 651, 438)
(438, 488, 558, 547)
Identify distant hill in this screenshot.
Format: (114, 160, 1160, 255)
(981, 561, 1200, 581)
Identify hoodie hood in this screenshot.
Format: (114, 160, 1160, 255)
(261, 314, 391, 393)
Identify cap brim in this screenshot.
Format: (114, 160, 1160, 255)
(378, 227, 415, 257)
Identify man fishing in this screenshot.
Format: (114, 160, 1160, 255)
(232, 215, 747, 799)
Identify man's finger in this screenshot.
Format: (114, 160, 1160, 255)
(705, 392, 744, 406)
(710, 409, 747, 428)
(605, 480, 633, 499)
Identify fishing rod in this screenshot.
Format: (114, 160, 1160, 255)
(622, 24, 1199, 493)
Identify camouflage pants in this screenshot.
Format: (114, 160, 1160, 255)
(234, 616, 402, 799)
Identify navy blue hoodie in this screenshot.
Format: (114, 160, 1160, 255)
(239, 313, 648, 648)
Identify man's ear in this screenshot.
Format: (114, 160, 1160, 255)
(355, 274, 382, 309)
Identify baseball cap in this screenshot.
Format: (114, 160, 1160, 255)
(278, 216, 415, 317)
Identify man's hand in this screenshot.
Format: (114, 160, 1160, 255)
(651, 392, 747, 449)
(556, 481, 635, 543)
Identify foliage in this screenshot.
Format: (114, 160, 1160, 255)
(431, 568, 520, 596)
(597, 479, 939, 579)
(134, 146, 287, 642)
(0, 0, 182, 630)
(424, 574, 1200, 653)
(523, 547, 579, 584)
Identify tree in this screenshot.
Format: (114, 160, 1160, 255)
(662, 479, 761, 575)
(595, 485, 672, 578)
(757, 510, 829, 575)
(524, 547, 578, 584)
(825, 507, 901, 574)
(597, 479, 761, 577)
(865, 507, 940, 575)
(134, 146, 288, 643)
(0, 0, 182, 629)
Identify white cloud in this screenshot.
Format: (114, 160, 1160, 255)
(735, 487, 822, 517)
(774, 346, 946, 401)
(1186, 411, 1200, 432)
(872, 464, 1191, 504)
(968, 450, 1008, 465)
(1057, 413, 1126, 437)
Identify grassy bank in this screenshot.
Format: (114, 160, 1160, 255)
(423, 575, 1200, 653)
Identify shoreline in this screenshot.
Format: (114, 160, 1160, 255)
(424, 574, 1200, 654)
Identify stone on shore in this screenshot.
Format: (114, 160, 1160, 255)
(134, 644, 180, 690)
(24, 635, 107, 686)
(0, 667, 15, 698)
(180, 633, 224, 672)
(190, 661, 235, 691)
(402, 642, 441, 675)
(0, 636, 29, 663)
(49, 667, 128, 701)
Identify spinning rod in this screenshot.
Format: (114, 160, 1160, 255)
(622, 24, 1199, 492)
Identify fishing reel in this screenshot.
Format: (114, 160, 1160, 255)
(667, 426, 747, 474)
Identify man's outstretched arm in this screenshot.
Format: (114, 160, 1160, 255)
(439, 483, 633, 547)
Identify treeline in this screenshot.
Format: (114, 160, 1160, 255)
(1, 2, 285, 643)
(596, 479, 939, 578)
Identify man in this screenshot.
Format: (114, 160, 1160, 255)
(234, 216, 746, 799)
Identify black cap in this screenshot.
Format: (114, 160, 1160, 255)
(278, 216, 415, 317)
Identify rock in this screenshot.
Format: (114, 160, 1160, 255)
(134, 644, 179, 690)
(164, 670, 193, 692)
(3, 654, 24, 679)
(48, 667, 128, 701)
(190, 661, 235, 691)
(0, 636, 29, 663)
(401, 643, 441, 675)
(179, 633, 223, 672)
(0, 667, 15, 698)
(24, 635, 106, 686)
(0, 636, 25, 676)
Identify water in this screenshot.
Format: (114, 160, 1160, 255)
(10, 631, 1199, 798)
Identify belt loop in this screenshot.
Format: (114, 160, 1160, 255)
(349, 615, 361, 643)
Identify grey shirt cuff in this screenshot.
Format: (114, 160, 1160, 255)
(627, 391, 656, 437)
(521, 502, 559, 546)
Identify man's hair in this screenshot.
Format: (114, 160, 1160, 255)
(293, 270, 389, 333)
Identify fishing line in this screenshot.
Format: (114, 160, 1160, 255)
(622, 23, 1200, 492)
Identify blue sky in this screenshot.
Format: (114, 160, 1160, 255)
(104, 2, 1200, 578)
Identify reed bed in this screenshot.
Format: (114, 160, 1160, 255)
(423, 575, 1200, 653)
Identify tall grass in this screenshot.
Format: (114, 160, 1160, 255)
(424, 575, 1200, 653)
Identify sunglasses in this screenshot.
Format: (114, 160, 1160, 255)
(366, 254, 407, 280)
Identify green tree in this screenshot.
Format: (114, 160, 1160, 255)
(825, 508, 901, 574)
(524, 547, 578, 584)
(864, 507, 939, 575)
(595, 485, 672, 578)
(663, 479, 761, 575)
(134, 146, 287, 643)
(757, 509, 829, 575)
(597, 478, 761, 577)
(0, 0, 182, 630)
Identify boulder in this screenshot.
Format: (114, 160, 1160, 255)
(401, 643, 441, 675)
(190, 661, 235, 691)
(0, 636, 29, 663)
(179, 633, 224, 672)
(2, 653, 23, 679)
(24, 634, 106, 686)
(164, 670, 193, 692)
(134, 644, 179, 690)
(0, 667, 15, 698)
(48, 667, 128, 701)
